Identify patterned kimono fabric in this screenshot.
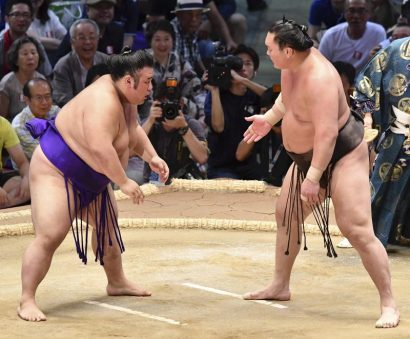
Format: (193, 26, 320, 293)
(355, 37, 410, 246)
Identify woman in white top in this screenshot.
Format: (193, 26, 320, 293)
(28, 0, 67, 51)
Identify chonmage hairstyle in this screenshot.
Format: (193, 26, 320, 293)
(269, 17, 314, 52)
(107, 47, 154, 82)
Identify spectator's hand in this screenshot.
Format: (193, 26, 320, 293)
(149, 155, 169, 183)
(18, 175, 30, 201)
(243, 115, 272, 143)
(225, 39, 237, 52)
(119, 178, 144, 204)
(301, 178, 321, 205)
(148, 101, 163, 122)
(369, 45, 382, 58)
(0, 187, 9, 207)
(202, 71, 218, 92)
(364, 113, 373, 129)
(162, 111, 188, 130)
(230, 70, 246, 84)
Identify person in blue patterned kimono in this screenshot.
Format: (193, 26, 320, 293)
(353, 37, 410, 247)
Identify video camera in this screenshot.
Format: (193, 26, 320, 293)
(155, 77, 180, 120)
(207, 43, 243, 90)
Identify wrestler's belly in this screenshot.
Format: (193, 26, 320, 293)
(281, 115, 314, 154)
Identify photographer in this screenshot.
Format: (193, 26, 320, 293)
(144, 19, 206, 127)
(142, 81, 208, 183)
(204, 44, 266, 180)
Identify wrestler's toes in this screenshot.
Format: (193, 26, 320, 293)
(375, 309, 400, 328)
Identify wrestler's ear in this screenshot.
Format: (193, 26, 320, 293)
(284, 47, 294, 58)
(124, 75, 133, 87)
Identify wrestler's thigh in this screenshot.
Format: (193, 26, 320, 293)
(29, 147, 72, 240)
(275, 163, 314, 223)
(331, 141, 372, 234)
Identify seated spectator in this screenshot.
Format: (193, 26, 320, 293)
(28, 0, 67, 53)
(170, 0, 210, 75)
(0, 36, 45, 121)
(332, 60, 356, 104)
(199, 0, 247, 45)
(142, 82, 208, 183)
(204, 44, 266, 180)
(0, 0, 52, 78)
(0, 116, 30, 208)
(145, 19, 205, 125)
(307, 0, 346, 47)
(370, 22, 410, 57)
(55, 0, 124, 62)
(147, 0, 238, 52)
(11, 78, 59, 161)
(319, 0, 386, 71)
(369, 0, 400, 30)
(52, 19, 108, 107)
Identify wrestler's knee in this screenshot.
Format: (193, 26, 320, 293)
(34, 228, 68, 253)
(343, 226, 375, 249)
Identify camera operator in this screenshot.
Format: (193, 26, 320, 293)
(204, 44, 266, 180)
(142, 81, 208, 183)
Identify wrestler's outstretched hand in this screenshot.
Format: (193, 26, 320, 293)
(301, 178, 321, 205)
(149, 155, 169, 183)
(120, 179, 144, 204)
(243, 115, 272, 143)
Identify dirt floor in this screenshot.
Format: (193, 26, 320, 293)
(0, 186, 409, 339)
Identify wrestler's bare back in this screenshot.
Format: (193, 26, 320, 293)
(55, 76, 132, 172)
(280, 49, 351, 154)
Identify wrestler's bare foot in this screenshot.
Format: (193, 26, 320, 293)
(243, 284, 291, 301)
(375, 307, 400, 328)
(17, 300, 46, 322)
(107, 279, 151, 297)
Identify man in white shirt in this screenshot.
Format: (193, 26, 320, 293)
(319, 0, 386, 71)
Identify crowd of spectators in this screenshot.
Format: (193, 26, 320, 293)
(0, 0, 409, 215)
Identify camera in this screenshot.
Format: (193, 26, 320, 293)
(155, 77, 180, 120)
(207, 43, 243, 90)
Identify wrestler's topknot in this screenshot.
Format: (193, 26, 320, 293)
(269, 17, 314, 52)
(107, 49, 154, 81)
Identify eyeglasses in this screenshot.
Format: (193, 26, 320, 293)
(345, 8, 368, 15)
(8, 12, 32, 19)
(31, 94, 52, 102)
(73, 35, 98, 42)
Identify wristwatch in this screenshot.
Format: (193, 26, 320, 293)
(178, 125, 189, 136)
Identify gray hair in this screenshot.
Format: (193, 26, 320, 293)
(69, 18, 100, 39)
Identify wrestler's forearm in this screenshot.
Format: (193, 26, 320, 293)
(311, 132, 337, 174)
